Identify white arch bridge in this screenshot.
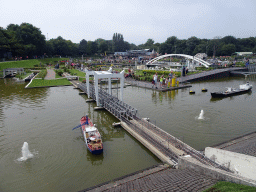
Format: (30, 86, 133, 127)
(146, 54, 211, 68)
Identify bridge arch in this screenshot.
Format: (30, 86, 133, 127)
(146, 54, 211, 68)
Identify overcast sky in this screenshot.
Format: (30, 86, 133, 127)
(1, 0, 256, 45)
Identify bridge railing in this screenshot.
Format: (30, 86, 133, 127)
(78, 82, 138, 120)
(135, 116, 231, 172)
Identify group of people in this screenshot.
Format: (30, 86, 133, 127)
(152, 72, 174, 89)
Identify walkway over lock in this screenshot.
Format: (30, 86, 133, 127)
(66, 65, 234, 172)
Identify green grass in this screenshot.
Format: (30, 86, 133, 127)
(27, 79, 72, 88)
(16, 73, 32, 79)
(204, 181, 256, 192)
(79, 77, 86, 82)
(0, 58, 69, 70)
(69, 69, 86, 77)
(54, 69, 63, 78)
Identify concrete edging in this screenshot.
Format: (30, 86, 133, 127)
(178, 156, 256, 187)
(121, 122, 176, 165)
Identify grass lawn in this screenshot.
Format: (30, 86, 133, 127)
(16, 73, 32, 79)
(69, 69, 86, 77)
(27, 79, 72, 88)
(79, 77, 86, 82)
(204, 181, 256, 192)
(0, 58, 69, 70)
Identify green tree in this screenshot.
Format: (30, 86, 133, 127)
(6, 23, 46, 57)
(86, 41, 98, 55)
(112, 33, 125, 52)
(144, 38, 154, 49)
(96, 38, 108, 54)
(79, 39, 87, 55)
(0, 27, 10, 58)
(48, 36, 77, 56)
(186, 36, 200, 55)
(220, 44, 236, 56)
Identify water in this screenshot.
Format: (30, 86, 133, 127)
(1, 75, 256, 191)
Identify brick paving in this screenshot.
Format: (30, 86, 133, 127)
(213, 131, 256, 157)
(44, 68, 55, 80)
(82, 165, 217, 192)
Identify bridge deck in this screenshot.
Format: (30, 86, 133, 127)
(177, 67, 245, 83)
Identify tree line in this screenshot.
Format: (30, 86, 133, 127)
(1, 22, 256, 59)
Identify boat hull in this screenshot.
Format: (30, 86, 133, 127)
(80, 116, 103, 155)
(88, 148, 103, 155)
(211, 87, 252, 98)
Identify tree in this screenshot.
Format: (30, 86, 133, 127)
(48, 36, 73, 56)
(86, 41, 98, 55)
(96, 38, 108, 54)
(221, 36, 237, 45)
(0, 27, 10, 58)
(144, 39, 154, 48)
(220, 44, 236, 56)
(186, 36, 200, 55)
(79, 39, 87, 55)
(6, 23, 46, 57)
(112, 33, 125, 52)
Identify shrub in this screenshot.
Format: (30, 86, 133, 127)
(57, 71, 63, 76)
(37, 69, 47, 79)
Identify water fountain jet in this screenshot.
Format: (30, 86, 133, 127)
(198, 109, 204, 120)
(18, 142, 34, 161)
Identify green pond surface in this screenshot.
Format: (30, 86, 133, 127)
(1, 75, 256, 192)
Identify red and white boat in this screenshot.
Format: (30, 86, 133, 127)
(80, 115, 103, 154)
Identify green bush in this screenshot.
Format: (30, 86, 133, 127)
(37, 69, 47, 79)
(57, 71, 63, 77)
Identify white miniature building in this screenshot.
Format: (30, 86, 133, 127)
(85, 67, 125, 106)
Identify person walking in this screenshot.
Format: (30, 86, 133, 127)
(152, 73, 158, 89)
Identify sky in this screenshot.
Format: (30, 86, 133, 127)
(1, 0, 256, 45)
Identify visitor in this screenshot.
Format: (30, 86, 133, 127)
(169, 71, 173, 79)
(160, 75, 163, 88)
(167, 77, 171, 88)
(153, 73, 158, 89)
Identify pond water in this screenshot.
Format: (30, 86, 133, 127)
(1, 75, 256, 191)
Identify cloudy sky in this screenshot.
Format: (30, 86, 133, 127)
(1, 0, 256, 45)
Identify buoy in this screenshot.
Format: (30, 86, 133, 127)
(202, 88, 208, 92)
(189, 90, 195, 94)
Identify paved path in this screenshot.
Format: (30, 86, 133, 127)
(44, 68, 55, 80)
(82, 165, 217, 192)
(212, 131, 256, 157)
(125, 78, 191, 91)
(177, 67, 245, 83)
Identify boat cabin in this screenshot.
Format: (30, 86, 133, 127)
(85, 127, 102, 145)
